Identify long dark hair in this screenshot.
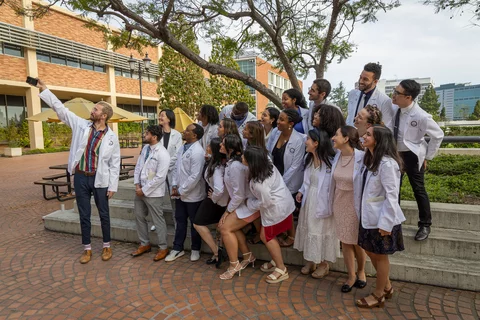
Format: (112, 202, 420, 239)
(340, 126, 363, 151)
(200, 104, 219, 125)
(317, 104, 345, 138)
(244, 146, 274, 183)
(363, 125, 403, 173)
(265, 107, 280, 128)
(245, 121, 266, 149)
(224, 134, 243, 162)
(206, 137, 226, 180)
(305, 129, 335, 169)
(283, 88, 308, 109)
(159, 109, 176, 129)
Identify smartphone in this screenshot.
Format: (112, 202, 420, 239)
(26, 76, 38, 86)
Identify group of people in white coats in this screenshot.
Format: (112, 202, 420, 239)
(130, 61, 444, 310)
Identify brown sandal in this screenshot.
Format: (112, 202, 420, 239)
(384, 286, 394, 299)
(356, 293, 385, 308)
(278, 235, 295, 247)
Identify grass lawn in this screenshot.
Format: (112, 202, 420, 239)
(400, 154, 480, 205)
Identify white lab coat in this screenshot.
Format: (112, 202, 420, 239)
(224, 159, 255, 218)
(134, 143, 170, 197)
(298, 159, 333, 219)
(172, 141, 206, 202)
(246, 166, 295, 227)
(329, 149, 365, 218)
(39, 89, 120, 192)
(395, 102, 444, 170)
(266, 128, 306, 193)
(204, 165, 229, 207)
(160, 129, 183, 193)
(200, 123, 219, 149)
(358, 156, 406, 232)
(346, 88, 395, 130)
(218, 104, 257, 140)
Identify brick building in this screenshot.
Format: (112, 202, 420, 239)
(0, 0, 160, 148)
(235, 55, 303, 118)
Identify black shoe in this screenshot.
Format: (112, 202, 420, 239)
(341, 283, 354, 293)
(354, 277, 367, 289)
(206, 256, 218, 265)
(415, 226, 431, 241)
(215, 246, 227, 269)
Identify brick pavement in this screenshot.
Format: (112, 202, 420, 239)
(0, 149, 479, 320)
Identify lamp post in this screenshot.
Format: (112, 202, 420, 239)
(128, 53, 151, 134)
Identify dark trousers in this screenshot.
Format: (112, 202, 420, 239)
(173, 199, 202, 251)
(400, 151, 432, 227)
(74, 173, 110, 244)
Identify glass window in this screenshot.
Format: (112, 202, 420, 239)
(4, 44, 23, 57)
(36, 50, 50, 62)
(131, 105, 141, 115)
(0, 95, 6, 128)
(80, 60, 94, 71)
(94, 64, 105, 73)
(115, 68, 122, 76)
(132, 72, 139, 80)
(0, 42, 3, 55)
(51, 54, 66, 65)
(122, 70, 132, 78)
(6, 95, 26, 125)
(67, 58, 80, 68)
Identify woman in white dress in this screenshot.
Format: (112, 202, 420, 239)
(293, 128, 339, 278)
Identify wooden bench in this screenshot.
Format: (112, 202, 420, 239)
(42, 173, 68, 180)
(34, 180, 74, 202)
(121, 162, 136, 169)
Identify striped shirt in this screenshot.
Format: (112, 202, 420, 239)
(76, 125, 108, 172)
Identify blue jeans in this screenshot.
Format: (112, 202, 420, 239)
(172, 199, 202, 251)
(74, 173, 110, 245)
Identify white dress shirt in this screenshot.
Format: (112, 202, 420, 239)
(39, 89, 120, 191)
(134, 143, 170, 197)
(396, 103, 415, 152)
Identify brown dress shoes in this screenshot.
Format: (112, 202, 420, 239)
(80, 250, 92, 264)
(102, 247, 112, 261)
(131, 244, 152, 257)
(154, 249, 169, 261)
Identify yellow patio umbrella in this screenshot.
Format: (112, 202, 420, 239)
(173, 107, 194, 132)
(27, 98, 126, 123)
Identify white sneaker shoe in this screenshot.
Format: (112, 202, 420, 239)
(165, 250, 185, 262)
(150, 225, 156, 231)
(190, 250, 200, 262)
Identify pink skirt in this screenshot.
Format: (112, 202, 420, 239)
(263, 214, 293, 242)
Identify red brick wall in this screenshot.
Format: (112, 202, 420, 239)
(0, 56, 27, 81)
(115, 77, 158, 97)
(38, 62, 109, 91)
(115, 46, 159, 65)
(0, 0, 23, 27)
(33, 6, 108, 50)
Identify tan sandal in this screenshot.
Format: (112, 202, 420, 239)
(240, 252, 256, 269)
(266, 267, 289, 284)
(260, 260, 276, 272)
(356, 292, 385, 308)
(384, 286, 394, 299)
(301, 261, 317, 275)
(219, 261, 242, 280)
(311, 263, 329, 279)
(278, 235, 295, 247)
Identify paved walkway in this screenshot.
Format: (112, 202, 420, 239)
(0, 150, 479, 320)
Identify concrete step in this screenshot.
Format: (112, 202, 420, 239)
(43, 209, 480, 291)
(78, 198, 480, 261)
(402, 201, 480, 232)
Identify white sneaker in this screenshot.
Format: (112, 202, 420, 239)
(165, 250, 185, 262)
(150, 225, 156, 231)
(190, 250, 200, 262)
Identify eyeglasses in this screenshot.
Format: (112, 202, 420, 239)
(392, 90, 409, 97)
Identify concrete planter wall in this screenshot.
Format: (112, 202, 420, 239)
(4, 147, 22, 157)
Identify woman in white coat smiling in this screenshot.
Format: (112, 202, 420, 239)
(356, 125, 405, 309)
(266, 109, 306, 247)
(293, 129, 338, 279)
(197, 104, 219, 153)
(243, 146, 295, 284)
(330, 126, 367, 293)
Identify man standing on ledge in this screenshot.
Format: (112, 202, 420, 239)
(35, 79, 120, 263)
(392, 79, 444, 241)
(346, 62, 394, 130)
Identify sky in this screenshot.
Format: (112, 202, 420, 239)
(298, 1, 480, 93)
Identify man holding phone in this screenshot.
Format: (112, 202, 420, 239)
(31, 78, 121, 264)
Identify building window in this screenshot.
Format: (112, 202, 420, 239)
(94, 64, 105, 72)
(80, 60, 94, 71)
(115, 67, 122, 76)
(67, 58, 80, 68)
(51, 54, 66, 65)
(1, 43, 24, 58)
(36, 50, 51, 62)
(268, 71, 291, 98)
(0, 95, 6, 128)
(36, 50, 106, 73)
(0, 95, 26, 127)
